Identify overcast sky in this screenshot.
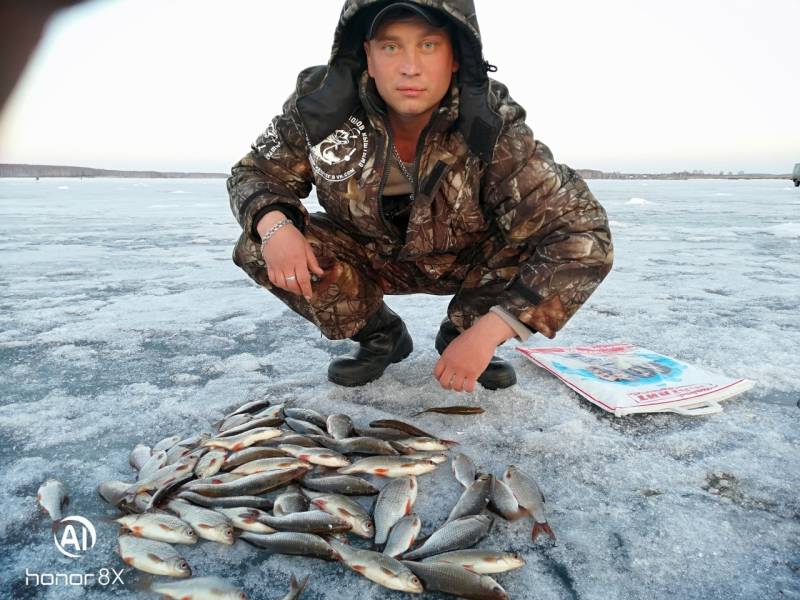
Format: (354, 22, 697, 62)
(0, 0, 797, 173)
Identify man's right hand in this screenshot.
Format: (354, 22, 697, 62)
(257, 211, 324, 300)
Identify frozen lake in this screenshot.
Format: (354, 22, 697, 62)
(0, 177, 798, 599)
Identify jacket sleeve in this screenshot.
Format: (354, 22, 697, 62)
(227, 92, 314, 243)
(482, 121, 614, 339)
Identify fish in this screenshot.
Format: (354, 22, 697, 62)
(502, 465, 555, 542)
(446, 474, 493, 523)
(326, 413, 354, 440)
(393, 436, 459, 452)
(239, 532, 339, 561)
(300, 475, 379, 496)
(278, 444, 349, 468)
(175, 433, 210, 449)
(304, 491, 374, 538)
(203, 427, 282, 451)
(488, 478, 524, 521)
(150, 576, 248, 600)
(267, 433, 320, 448)
(312, 435, 399, 456)
(251, 403, 285, 420)
(383, 513, 421, 558)
(339, 456, 438, 478)
(401, 560, 508, 600)
(412, 406, 485, 416)
(421, 550, 525, 574)
(166, 499, 235, 544)
(328, 539, 423, 594)
(451, 453, 477, 488)
(279, 574, 309, 600)
(273, 485, 310, 516)
(256, 510, 352, 534)
(222, 399, 271, 420)
(283, 407, 327, 428)
(174, 491, 273, 511)
(37, 479, 67, 521)
(164, 444, 193, 466)
(402, 514, 493, 560)
(134, 456, 192, 494)
(367, 419, 433, 438)
(373, 476, 417, 547)
(285, 417, 327, 436)
(213, 508, 276, 534)
(97, 480, 134, 508)
(117, 534, 191, 577)
(187, 466, 309, 497)
(183, 473, 244, 489)
(217, 416, 284, 437)
(230, 457, 309, 475)
(115, 512, 197, 544)
(222, 446, 289, 469)
(217, 413, 252, 434)
(129, 443, 151, 471)
(138, 450, 168, 481)
(398, 452, 449, 465)
(194, 449, 228, 478)
(153, 434, 183, 453)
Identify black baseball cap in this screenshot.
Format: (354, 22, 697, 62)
(366, 2, 448, 40)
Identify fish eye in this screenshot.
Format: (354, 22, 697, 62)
(180, 561, 189, 569)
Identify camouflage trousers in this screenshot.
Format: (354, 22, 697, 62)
(232, 212, 531, 340)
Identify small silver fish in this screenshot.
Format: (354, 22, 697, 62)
(402, 514, 493, 560)
(301, 475, 379, 496)
(138, 450, 168, 482)
(329, 539, 423, 594)
(488, 477, 524, 521)
(222, 446, 289, 469)
(117, 534, 191, 577)
(187, 466, 309, 497)
(256, 510, 352, 534)
(194, 449, 228, 478)
(383, 513, 421, 558)
(402, 560, 508, 599)
(129, 443, 151, 471)
(394, 437, 459, 452)
(273, 485, 310, 516)
(339, 456, 437, 478)
(502, 465, 555, 542)
(283, 407, 327, 428)
(278, 444, 349, 467)
(150, 576, 247, 600)
(153, 434, 183, 453)
(373, 476, 417, 547)
(174, 491, 273, 511)
(203, 427, 282, 451)
(421, 549, 525, 574)
(115, 512, 197, 544)
(166, 499, 235, 544)
(230, 457, 309, 475)
(213, 508, 276, 534)
(326, 413, 354, 440)
(239, 532, 339, 560)
(37, 479, 67, 521)
(285, 418, 327, 436)
(304, 491, 374, 538)
(446, 474, 493, 523)
(451, 453, 477, 488)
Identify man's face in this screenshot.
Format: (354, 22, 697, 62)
(363, 15, 458, 123)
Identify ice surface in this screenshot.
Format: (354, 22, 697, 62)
(0, 177, 798, 599)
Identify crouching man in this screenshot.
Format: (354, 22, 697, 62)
(227, 1, 614, 392)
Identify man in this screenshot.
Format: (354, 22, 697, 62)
(228, 0, 614, 393)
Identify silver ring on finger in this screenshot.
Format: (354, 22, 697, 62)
(285, 275, 297, 281)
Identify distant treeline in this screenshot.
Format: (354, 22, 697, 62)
(0, 163, 791, 180)
(0, 164, 227, 178)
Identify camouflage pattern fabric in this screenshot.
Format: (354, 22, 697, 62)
(227, 0, 614, 341)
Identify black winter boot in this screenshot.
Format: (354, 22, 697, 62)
(434, 318, 517, 390)
(327, 303, 413, 387)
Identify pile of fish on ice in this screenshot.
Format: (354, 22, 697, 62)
(36, 399, 555, 599)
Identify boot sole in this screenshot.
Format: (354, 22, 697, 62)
(327, 334, 413, 387)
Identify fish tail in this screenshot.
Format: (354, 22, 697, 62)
(531, 521, 556, 543)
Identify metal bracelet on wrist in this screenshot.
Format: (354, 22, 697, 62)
(259, 218, 291, 252)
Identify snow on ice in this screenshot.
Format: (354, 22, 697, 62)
(0, 177, 798, 599)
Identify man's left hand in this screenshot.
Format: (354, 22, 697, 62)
(433, 313, 516, 392)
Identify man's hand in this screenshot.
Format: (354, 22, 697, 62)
(257, 211, 324, 300)
(433, 312, 516, 392)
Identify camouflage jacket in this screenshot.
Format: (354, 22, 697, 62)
(228, 0, 614, 339)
